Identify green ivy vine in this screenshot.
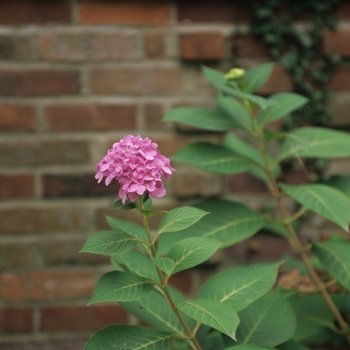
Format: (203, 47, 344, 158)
(239, 0, 341, 130)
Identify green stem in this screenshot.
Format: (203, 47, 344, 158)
(137, 197, 202, 350)
(246, 101, 350, 343)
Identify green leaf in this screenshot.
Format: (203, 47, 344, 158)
(157, 200, 266, 255)
(113, 198, 137, 210)
(291, 295, 335, 342)
(237, 296, 296, 347)
(278, 127, 350, 160)
(323, 175, 350, 198)
(106, 216, 148, 241)
(202, 65, 237, 95)
(243, 62, 274, 93)
(152, 257, 175, 276)
(177, 299, 240, 340)
(217, 93, 252, 132)
(312, 240, 350, 289)
(120, 288, 194, 337)
(230, 90, 275, 110)
(157, 207, 209, 235)
(279, 183, 350, 230)
(226, 346, 275, 350)
(199, 262, 282, 311)
(80, 231, 139, 255)
(278, 340, 311, 350)
(88, 271, 155, 304)
(163, 107, 237, 131)
(172, 142, 250, 174)
(84, 325, 173, 350)
(112, 250, 159, 282)
(168, 237, 221, 274)
(258, 93, 308, 126)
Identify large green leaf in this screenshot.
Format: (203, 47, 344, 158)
(152, 257, 175, 276)
(226, 346, 274, 350)
(163, 107, 236, 131)
(258, 92, 308, 126)
(120, 288, 194, 337)
(84, 325, 173, 350)
(278, 340, 310, 350)
(157, 207, 209, 235)
(106, 216, 148, 241)
(112, 250, 159, 282)
(279, 183, 350, 230)
(80, 231, 139, 256)
(217, 93, 252, 132)
(243, 63, 274, 93)
(172, 142, 250, 174)
(312, 240, 350, 289)
(168, 237, 221, 274)
(202, 65, 238, 95)
(178, 299, 239, 340)
(198, 262, 281, 312)
(278, 127, 350, 160)
(231, 90, 275, 110)
(88, 271, 155, 304)
(291, 295, 335, 342)
(236, 296, 296, 347)
(157, 200, 265, 255)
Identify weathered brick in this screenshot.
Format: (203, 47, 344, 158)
(0, 35, 33, 60)
(45, 104, 136, 131)
(257, 64, 293, 94)
(0, 105, 36, 132)
(333, 1, 350, 20)
(0, 269, 94, 303)
(227, 173, 269, 194)
(0, 0, 72, 24)
(180, 32, 225, 61)
(172, 165, 224, 198)
(279, 169, 309, 185)
(231, 33, 269, 58)
(143, 103, 166, 130)
(38, 32, 137, 61)
(324, 29, 350, 57)
(89, 65, 185, 96)
(0, 174, 35, 199)
(0, 239, 39, 269)
(40, 304, 127, 331)
(328, 65, 350, 91)
(0, 207, 88, 234)
(80, 0, 171, 24)
(0, 307, 33, 333)
(327, 93, 350, 127)
(144, 31, 166, 59)
(0, 338, 90, 350)
(177, 0, 251, 22)
(149, 134, 194, 158)
(0, 69, 79, 96)
(44, 236, 109, 266)
(0, 140, 90, 167)
(168, 271, 193, 296)
(43, 173, 120, 198)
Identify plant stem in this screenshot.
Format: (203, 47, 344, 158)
(247, 105, 350, 343)
(137, 197, 203, 350)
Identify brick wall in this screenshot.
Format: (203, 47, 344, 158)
(0, 1, 350, 348)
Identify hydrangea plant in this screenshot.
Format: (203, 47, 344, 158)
(81, 63, 350, 350)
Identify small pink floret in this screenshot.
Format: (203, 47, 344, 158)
(95, 135, 174, 203)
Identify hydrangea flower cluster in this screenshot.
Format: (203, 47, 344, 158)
(95, 135, 174, 203)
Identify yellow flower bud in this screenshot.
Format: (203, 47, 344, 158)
(224, 68, 246, 81)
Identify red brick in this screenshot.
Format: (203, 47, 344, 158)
(0, 69, 79, 96)
(279, 169, 309, 185)
(0, 35, 33, 60)
(40, 304, 127, 331)
(80, 0, 170, 24)
(177, 0, 251, 22)
(0, 270, 94, 303)
(333, 1, 350, 20)
(324, 29, 350, 57)
(144, 32, 166, 59)
(231, 34, 269, 58)
(0, 174, 34, 199)
(0, 140, 90, 167)
(257, 64, 293, 94)
(0, 105, 35, 132)
(0, 338, 90, 350)
(328, 65, 350, 91)
(89, 65, 185, 96)
(227, 173, 269, 194)
(143, 103, 166, 130)
(0, 0, 72, 24)
(43, 173, 120, 198)
(45, 104, 136, 131)
(168, 271, 193, 296)
(0, 207, 87, 234)
(327, 94, 350, 127)
(0, 307, 33, 333)
(180, 32, 225, 61)
(38, 32, 136, 61)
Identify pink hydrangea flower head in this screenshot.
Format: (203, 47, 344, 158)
(95, 135, 174, 203)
